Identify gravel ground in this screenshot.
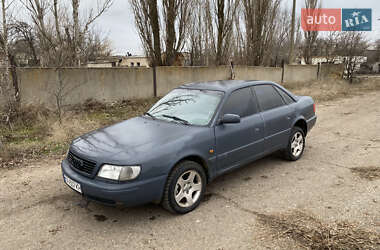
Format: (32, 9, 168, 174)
(0, 91, 379, 250)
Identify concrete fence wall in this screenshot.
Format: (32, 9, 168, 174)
(320, 64, 344, 80)
(0, 64, 343, 109)
(18, 67, 154, 108)
(234, 66, 282, 82)
(283, 64, 318, 83)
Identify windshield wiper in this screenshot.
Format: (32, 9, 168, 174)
(144, 112, 156, 119)
(162, 115, 190, 125)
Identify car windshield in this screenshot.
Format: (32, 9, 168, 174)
(146, 88, 223, 126)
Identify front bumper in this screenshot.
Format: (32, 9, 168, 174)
(61, 159, 167, 206)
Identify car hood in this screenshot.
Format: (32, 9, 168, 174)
(70, 117, 201, 162)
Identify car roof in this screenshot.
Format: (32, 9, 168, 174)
(179, 80, 277, 93)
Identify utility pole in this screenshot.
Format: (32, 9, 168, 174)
(289, 0, 296, 64)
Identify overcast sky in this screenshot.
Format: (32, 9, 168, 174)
(85, 0, 380, 56)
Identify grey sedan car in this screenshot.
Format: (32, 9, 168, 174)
(61, 80, 316, 214)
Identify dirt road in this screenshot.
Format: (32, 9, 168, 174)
(1, 91, 379, 249)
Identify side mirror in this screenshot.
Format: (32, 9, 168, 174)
(221, 114, 241, 124)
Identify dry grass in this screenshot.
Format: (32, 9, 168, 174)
(0, 97, 158, 168)
(350, 166, 380, 181)
(257, 210, 380, 250)
(283, 78, 380, 103)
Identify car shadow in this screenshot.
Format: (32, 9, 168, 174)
(209, 153, 285, 186)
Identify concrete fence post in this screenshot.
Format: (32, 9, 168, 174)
(153, 66, 157, 97)
(281, 60, 285, 83)
(317, 63, 321, 80)
(230, 61, 235, 80)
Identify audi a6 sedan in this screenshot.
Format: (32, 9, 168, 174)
(61, 80, 317, 214)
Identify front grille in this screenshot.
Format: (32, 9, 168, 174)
(67, 151, 97, 175)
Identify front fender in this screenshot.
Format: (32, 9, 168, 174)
(166, 128, 217, 179)
(141, 127, 216, 179)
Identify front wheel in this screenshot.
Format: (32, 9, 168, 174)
(283, 127, 305, 161)
(162, 161, 206, 214)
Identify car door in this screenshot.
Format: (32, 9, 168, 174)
(253, 84, 295, 152)
(214, 87, 265, 173)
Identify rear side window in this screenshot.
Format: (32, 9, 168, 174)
(275, 87, 295, 105)
(253, 85, 285, 111)
(223, 87, 258, 117)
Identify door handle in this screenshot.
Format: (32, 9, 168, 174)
(255, 128, 260, 132)
(287, 116, 291, 120)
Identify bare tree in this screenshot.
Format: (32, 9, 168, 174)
(271, 7, 300, 66)
(130, 0, 191, 66)
(214, 0, 239, 65)
(187, 0, 293, 67)
(72, 0, 80, 66)
(288, 0, 296, 64)
(187, 0, 246, 66)
(162, 0, 191, 65)
(232, 4, 245, 65)
(20, 0, 113, 67)
(242, 0, 281, 66)
(134, 0, 313, 67)
(72, 0, 113, 66)
(302, 0, 320, 64)
(0, 0, 16, 128)
(12, 21, 39, 65)
(205, 0, 239, 65)
(314, 31, 341, 64)
(130, 0, 162, 66)
(336, 32, 368, 81)
(21, 0, 51, 66)
(186, 0, 204, 65)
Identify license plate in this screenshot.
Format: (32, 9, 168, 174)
(64, 175, 82, 194)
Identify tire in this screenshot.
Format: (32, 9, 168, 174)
(162, 161, 206, 214)
(283, 127, 305, 161)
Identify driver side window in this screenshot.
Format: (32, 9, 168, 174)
(223, 87, 258, 117)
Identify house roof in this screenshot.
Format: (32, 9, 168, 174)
(123, 56, 149, 59)
(88, 56, 122, 64)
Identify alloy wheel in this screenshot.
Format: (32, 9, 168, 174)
(174, 170, 202, 208)
(291, 132, 304, 157)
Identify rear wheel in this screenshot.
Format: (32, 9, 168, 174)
(283, 127, 305, 161)
(162, 161, 206, 214)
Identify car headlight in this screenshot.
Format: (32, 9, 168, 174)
(97, 165, 141, 181)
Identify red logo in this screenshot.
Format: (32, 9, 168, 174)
(301, 8, 341, 31)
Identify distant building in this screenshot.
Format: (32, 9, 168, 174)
(373, 63, 380, 73)
(296, 43, 380, 74)
(298, 56, 366, 65)
(86, 55, 149, 68)
(120, 56, 150, 67)
(297, 55, 367, 72)
(86, 56, 122, 68)
(86, 52, 192, 68)
(363, 46, 380, 73)
(120, 52, 191, 67)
